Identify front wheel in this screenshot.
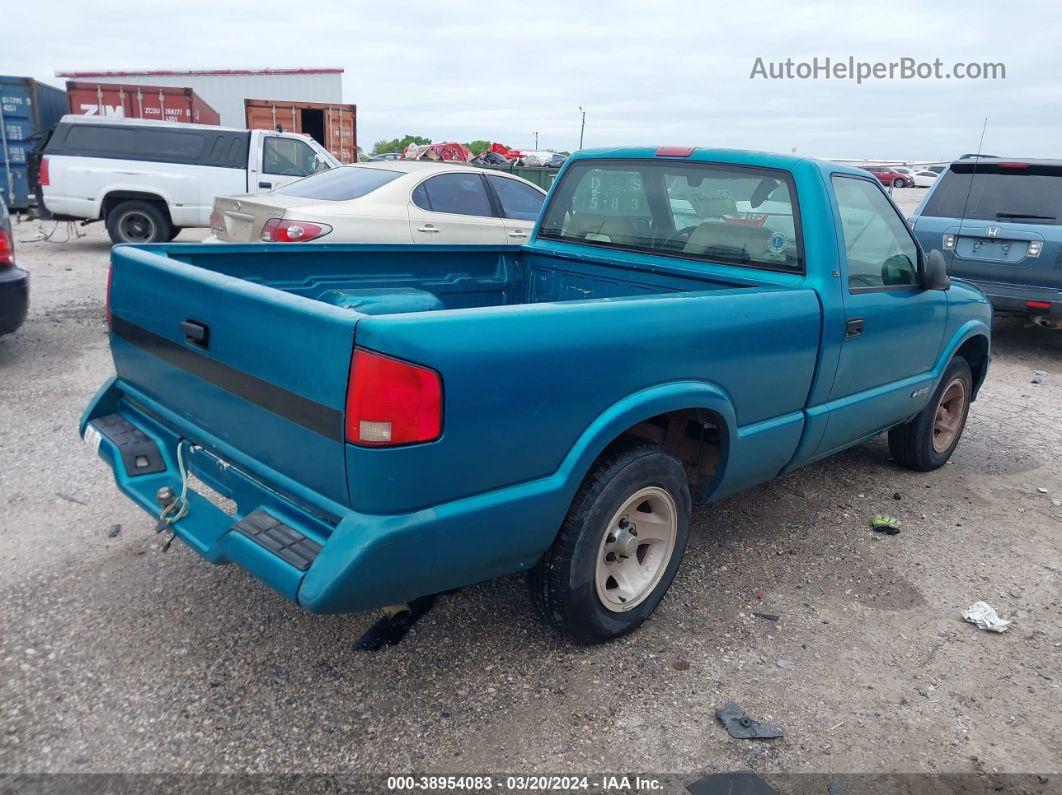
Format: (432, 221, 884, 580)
(889, 357, 973, 470)
(529, 443, 691, 643)
(892, 178, 905, 188)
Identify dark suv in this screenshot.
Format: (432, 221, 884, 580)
(0, 194, 30, 336)
(910, 158, 1062, 327)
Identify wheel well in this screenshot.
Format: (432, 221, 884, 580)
(101, 191, 171, 223)
(955, 335, 989, 396)
(598, 408, 726, 495)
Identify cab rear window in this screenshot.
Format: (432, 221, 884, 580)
(539, 159, 803, 272)
(922, 163, 1062, 225)
(272, 166, 402, 200)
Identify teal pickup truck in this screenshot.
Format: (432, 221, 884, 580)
(82, 147, 992, 643)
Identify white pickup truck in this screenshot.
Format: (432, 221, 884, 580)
(40, 115, 339, 243)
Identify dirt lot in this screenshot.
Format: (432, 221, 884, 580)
(2, 193, 1061, 789)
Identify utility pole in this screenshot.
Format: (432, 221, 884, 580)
(533, 131, 539, 149)
(578, 107, 586, 150)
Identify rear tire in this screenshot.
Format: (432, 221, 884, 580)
(529, 443, 691, 643)
(166, 227, 181, 241)
(106, 200, 171, 244)
(888, 357, 972, 471)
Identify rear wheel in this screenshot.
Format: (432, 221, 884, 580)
(106, 200, 171, 244)
(166, 227, 181, 241)
(529, 443, 690, 643)
(889, 357, 973, 471)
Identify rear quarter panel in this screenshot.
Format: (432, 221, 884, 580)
(349, 286, 823, 514)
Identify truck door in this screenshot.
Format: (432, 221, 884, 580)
(816, 175, 947, 454)
(254, 135, 321, 193)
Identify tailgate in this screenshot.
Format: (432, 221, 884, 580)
(106, 244, 358, 505)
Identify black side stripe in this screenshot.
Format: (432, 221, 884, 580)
(111, 314, 344, 442)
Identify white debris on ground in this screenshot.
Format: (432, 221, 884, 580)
(962, 601, 1012, 633)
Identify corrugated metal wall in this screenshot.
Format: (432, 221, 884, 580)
(56, 72, 343, 128)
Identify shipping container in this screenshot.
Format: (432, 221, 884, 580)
(0, 76, 67, 209)
(244, 98, 357, 164)
(65, 81, 220, 125)
(57, 68, 344, 128)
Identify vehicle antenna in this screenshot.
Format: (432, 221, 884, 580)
(956, 117, 988, 237)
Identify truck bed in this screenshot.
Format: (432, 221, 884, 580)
(104, 240, 821, 521)
(167, 242, 754, 311)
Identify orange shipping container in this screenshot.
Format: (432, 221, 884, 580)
(244, 98, 357, 164)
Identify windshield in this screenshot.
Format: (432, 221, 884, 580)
(272, 166, 402, 201)
(539, 159, 803, 271)
(921, 163, 1062, 225)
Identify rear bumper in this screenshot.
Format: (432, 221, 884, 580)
(959, 278, 1062, 317)
(80, 379, 568, 614)
(0, 266, 30, 335)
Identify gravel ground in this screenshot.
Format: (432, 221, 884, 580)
(2, 194, 1061, 787)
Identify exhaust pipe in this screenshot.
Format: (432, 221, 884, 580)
(1031, 314, 1062, 330)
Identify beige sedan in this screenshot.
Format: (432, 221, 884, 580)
(208, 161, 547, 245)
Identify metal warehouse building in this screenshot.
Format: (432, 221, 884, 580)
(53, 67, 344, 128)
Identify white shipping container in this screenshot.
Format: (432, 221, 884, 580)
(53, 68, 344, 128)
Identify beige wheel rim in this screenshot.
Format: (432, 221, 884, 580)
(594, 486, 678, 613)
(932, 378, 967, 453)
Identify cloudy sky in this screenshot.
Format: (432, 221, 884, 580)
(5, 0, 1060, 161)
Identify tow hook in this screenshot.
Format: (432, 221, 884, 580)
(154, 486, 179, 551)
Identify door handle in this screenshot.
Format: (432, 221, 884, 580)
(417, 225, 440, 233)
(258, 181, 272, 189)
(508, 230, 528, 239)
(845, 317, 864, 338)
(180, 319, 210, 349)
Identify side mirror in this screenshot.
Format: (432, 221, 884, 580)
(921, 249, 951, 290)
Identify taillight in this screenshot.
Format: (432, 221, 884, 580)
(260, 218, 332, 242)
(1026, 301, 1051, 310)
(345, 348, 442, 446)
(209, 206, 222, 234)
(0, 228, 13, 267)
(105, 262, 113, 327)
(39, 157, 49, 187)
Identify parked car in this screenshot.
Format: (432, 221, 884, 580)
(40, 115, 339, 244)
(912, 170, 939, 188)
(83, 146, 990, 643)
(862, 166, 914, 188)
(209, 162, 547, 245)
(0, 194, 29, 336)
(911, 157, 1062, 328)
(368, 153, 402, 161)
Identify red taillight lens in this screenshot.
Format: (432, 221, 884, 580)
(260, 218, 332, 242)
(1026, 301, 1051, 310)
(345, 348, 442, 446)
(105, 262, 113, 327)
(0, 228, 13, 267)
(209, 207, 222, 233)
(39, 157, 50, 187)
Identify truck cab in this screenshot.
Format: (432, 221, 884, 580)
(40, 115, 338, 243)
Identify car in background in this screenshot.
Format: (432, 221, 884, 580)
(862, 166, 914, 188)
(912, 170, 939, 188)
(368, 153, 402, 161)
(910, 158, 1062, 328)
(0, 194, 29, 336)
(210, 162, 548, 245)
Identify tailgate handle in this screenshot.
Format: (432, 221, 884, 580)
(180, 319, 210, 349)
